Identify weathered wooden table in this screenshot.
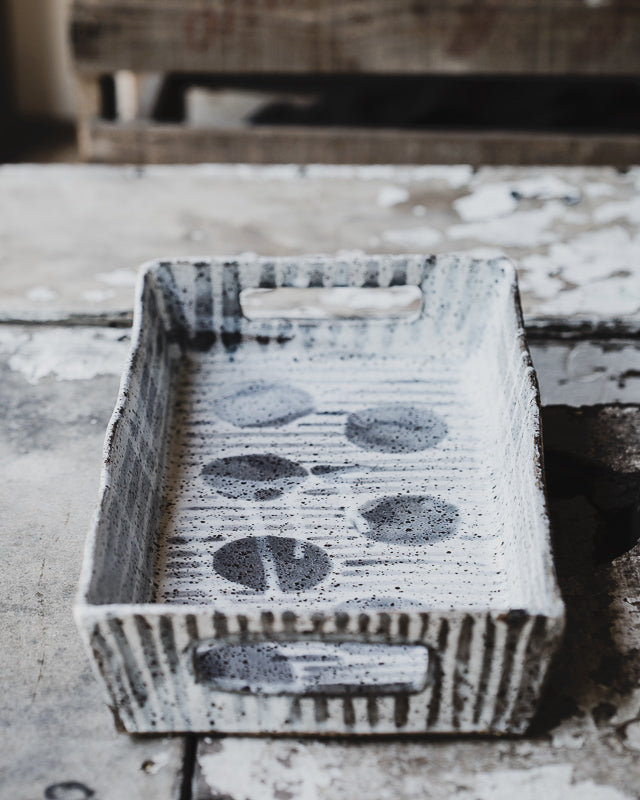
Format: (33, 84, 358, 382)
(2, 164, 640, 799)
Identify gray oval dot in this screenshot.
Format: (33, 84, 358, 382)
(345, 403, 447, 453)
(201, 453, 308, 501)
(212, 381, 314, 427)
(359, 494, 459, 544)
(213, 536, 332, 592)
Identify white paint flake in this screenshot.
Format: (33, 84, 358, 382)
(377, 186, 410, 208)
(199, 740, 336, 800)
(542, 277, 640, 317)
(455, 764, 632, 800)
(453, 184, 518, 222)
(509, 174, 581, 204)
(0, 327, 127, 384)
(552, 226, 640, 284)
(521, 226, 640, 315)
(517, 258, 565, 300)
(449, 202, 565, 248)
(584, 182, 615, 199)
(454, 176, 580, 223)
(593, 196, 640, 226)
(26, 286, 57, 303)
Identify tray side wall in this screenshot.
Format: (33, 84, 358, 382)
(81, 273, 175, 605)
(77, 607, 564, 735)
(474, 284, 564, 615)
(76, 255, 565, 735)
(148, 254, 519, 359)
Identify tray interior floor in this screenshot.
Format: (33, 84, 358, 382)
(153, 342, 511, 613)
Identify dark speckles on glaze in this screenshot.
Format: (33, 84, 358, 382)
(212, 381, 314, 428)
(201, 453, 308, 500)
(345, 403, 448, 453)
(359, 495, 459, 544)
(196, 642, 295, 687)
(213, 536, 332, 592)
(78, 257, 563, 735)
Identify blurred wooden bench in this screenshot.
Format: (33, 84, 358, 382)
(70, 0, 640, 165)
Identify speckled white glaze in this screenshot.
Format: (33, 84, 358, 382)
(75, 254, 564, 735)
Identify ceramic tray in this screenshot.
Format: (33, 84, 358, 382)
(75, 254, 564, 735)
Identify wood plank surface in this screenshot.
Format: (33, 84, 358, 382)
(78, 121, 640, 166)
(71, 0, 640, 75)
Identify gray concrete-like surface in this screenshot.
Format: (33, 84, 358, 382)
(0, 327, 185, 800)
(1, 164, 640, 323)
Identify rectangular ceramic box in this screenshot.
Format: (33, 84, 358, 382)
(75, 255, 564, 735)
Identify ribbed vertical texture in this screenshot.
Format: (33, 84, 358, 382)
(82, 607, 561, 734)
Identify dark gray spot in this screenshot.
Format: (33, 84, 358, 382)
(311, 464, 359, 476)
(195, 643, 295, 688)
(44, 783, 95, 800)
(359, 494, 459, 544)
(212, 381, 314, 427)
(201, 453, 307, 501)
(334, 596, 425, 610)
(345, 404, 447, 453)
(213, 536, 332, 592)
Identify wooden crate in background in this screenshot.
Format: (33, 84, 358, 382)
(70, 0, 640, 165)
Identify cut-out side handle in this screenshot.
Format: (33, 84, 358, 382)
(193, 640, 431, 696)
(240, 286, 423, 321)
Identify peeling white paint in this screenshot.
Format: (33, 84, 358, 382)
(509, 174, 581, 204)
(517, 261, 565, 300)
(455, 765, 632, 800)
(584, 182, 615, 199)
(0, 327, 127, 384)
(377, 186, 410, 208)
(454, 184, 517, 222)
(96, 269, 139, 287)
(199, 740, 336, 800)
(26, 286, 57, 303)
(449, 202, 565, 248)
(551, 723, 587, 749)
(552, 227, 640, 284)
(381, 226, 442, 248)
(593, 196, 640, 226)
(542, 277, 640, 317)
(454, 176, 580, 223)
